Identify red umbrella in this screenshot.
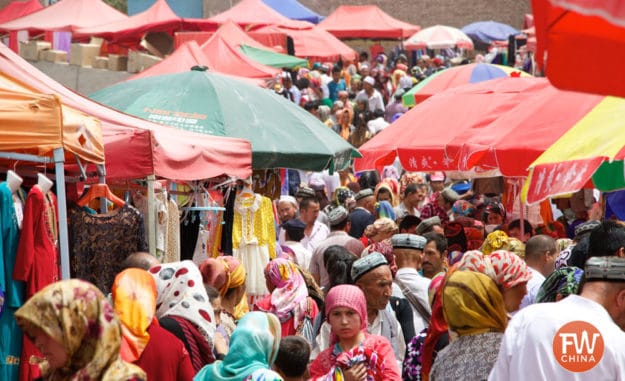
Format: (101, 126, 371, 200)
(533, 0, 625, 98)
(354, 77, 604, 178)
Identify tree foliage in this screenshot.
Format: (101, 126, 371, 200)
(103, 0, 128, 14)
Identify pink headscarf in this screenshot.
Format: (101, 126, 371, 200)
(264, 258, 308, 329)
(325, 285, 368, 344)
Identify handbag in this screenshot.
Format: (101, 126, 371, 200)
(296, 298, 316, 344)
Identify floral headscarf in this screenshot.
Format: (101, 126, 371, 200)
(195, 312, 282, 381)
(14, 279, 145, 381)
(480, 230, 510, 255)
(536, 266, 584, 303)
(451, 200, 475, 217)
(455, 249, 531, 290)
(261, 259, 308, 329)
(112, 269, 157, 363)
(149, 260, 216, 348)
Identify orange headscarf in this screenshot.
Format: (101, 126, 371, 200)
(112, 268, 157, 363)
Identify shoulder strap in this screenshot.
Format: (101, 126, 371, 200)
(394, 277, 431, 322)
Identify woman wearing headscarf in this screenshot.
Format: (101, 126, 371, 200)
(455, 250, 532, 313)
(112, 268, 194, 380)
(199, 256, 248, 340)
(150, 261, 216, 373)
(194, 311, 283, 381)
(332, 108, 355, 141)
(374, 182, 398, 207)
(255, 258, 319, 340)
(361, 218, 399, 274)
(429, 271, 507, 380)
(403, 273, 448, 381)
(535, 266, 584, 303)
(14, 279, 145, 381)
(309, 285, 400, 381)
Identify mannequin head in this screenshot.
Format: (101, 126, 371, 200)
(37, 173, 53, 193)
(6, 170, 23, 193)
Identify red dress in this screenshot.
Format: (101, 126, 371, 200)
(254, 296, 319, 337)
(134, 323, 195, 381)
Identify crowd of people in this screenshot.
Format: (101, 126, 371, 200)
(15, 162, 625, 380)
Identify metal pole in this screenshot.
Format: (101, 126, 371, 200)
(53, 148, 70, 280)
(518, 178, 525, 240)
(147, 174, 156, 256)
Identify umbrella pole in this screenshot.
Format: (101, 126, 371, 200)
(518, 177, 525, 239)
(147, 174, 156, 257)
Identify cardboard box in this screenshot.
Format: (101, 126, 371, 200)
(92, 56, 109, 69)
(108, 54, 128, 71)
(42, 49, 68, 63)
(127, 50, 162, 73)
(69, 43, 101, 67)
(19, 40, 51, 61)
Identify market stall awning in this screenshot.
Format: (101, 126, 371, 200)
(404, 25, 474, 50)
(239, 43, 308, 68)
(0, 42, 252, 180)
(0, 0, 128, 33)
(91, 67, 360, 171)
(356, 77, 600, 179)
(461, 21, 520, 44)
(207, 0, 309, 29)
(73, 0, 217, 43)
(262, 0, 323, 24)
(318, 5, 420, 39)
(532, 0, 625, 98)
(0, 0, 42, 24)
(525, 96, 625, 203)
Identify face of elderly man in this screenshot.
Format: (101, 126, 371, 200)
(356, 265, 393, 312)
(278, 200, 298, 223)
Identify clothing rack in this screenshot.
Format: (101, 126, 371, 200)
(0, 148, 71, 279)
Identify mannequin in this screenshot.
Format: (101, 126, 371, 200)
(37, 173, 53, 193)
(6, 170, 23, 193)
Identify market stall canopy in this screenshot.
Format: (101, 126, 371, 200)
(211, 20, 278, 50)
(356, 77, 598, 179)
(404, 25, 474, 50)
(461, 21, 520, 44)
(0, 0, 42, 24)
(73, 0, 217, 43)
(525, 96, 625, 203)
(0, 0, 128, 33)
(253, 24, 358, 63)
(0, 42, 252, 180)
(207, 0, 310, 29)
(403, 63, 531, 107)
(262, 0, 323, 24)
(532, 0, 625, 98)
(318, 5, 420, 39)
(239, 43, 308, 68)
(91, 67, 360, 171)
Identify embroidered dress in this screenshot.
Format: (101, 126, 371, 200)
(232, 194, 276, 297)
(164, 197, 181, 263)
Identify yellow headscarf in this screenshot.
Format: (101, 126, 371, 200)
(481, 230, 510, 255)
(112, 268, 157, 363)
(443, 271, 507, 336)
(15, 279, 145, 381)
(221, 256, 249, 319)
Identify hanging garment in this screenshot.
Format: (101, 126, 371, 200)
(163, 197, 180, 263)
(134, 191, 168, 262)
(232, 194, 276, 297)
(13, 185, 59, 381)
(0, 182, 25, 381)
(68, 203, 148, 293)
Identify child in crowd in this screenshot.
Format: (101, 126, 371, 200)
(273, 336, 311, 381)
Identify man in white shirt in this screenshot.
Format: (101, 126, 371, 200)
(358, 76, 385, 113)
(394, 183, 421, 221)
(519, 234, 557, 309)
(299, 197, 329, 252)
(489, 256, 625, 380)
(280, 218, 312, 270)
(391, 233, 431, 334)
(277, 195, 298, 245)
(366, 109, 389, 135)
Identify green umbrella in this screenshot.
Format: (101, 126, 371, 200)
(90, 66, 359, 171)
(239, 44, 309, 69)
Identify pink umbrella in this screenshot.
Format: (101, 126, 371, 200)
(404, 25, 474, 50)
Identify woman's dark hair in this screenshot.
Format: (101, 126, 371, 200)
(324, 246, 356, 291)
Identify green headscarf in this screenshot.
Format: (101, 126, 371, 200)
(535, 266, 584, 303)
(194, 311, 282, 381)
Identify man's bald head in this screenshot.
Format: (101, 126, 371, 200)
(121, 252, 160, 271)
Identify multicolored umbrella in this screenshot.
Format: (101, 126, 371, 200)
(524, 96, 625, 203)
(91, 67, 359, 171)
(402, 63, 531, 107)
(404, 25, 474, 50)
(461, 21, 520, 44)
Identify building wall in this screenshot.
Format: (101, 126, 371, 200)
(203, 0, 531, 29)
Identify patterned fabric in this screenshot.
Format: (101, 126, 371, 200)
(361, 239, 396, 277)
(444, 222, 467, 253)
(194, 312, 282, 381)
(507, 238, 526, 258)
(68, 203, 148, 293)
(454, 250, 497, 280)
(375, 200, 396, 220)
(485, 201, 506, 221)
(429, 332, 503, 380)
(315, 341, 386, 381)
(480, 230, 510, 255)
(402, 330, 427, 381)
(420, 272, 448, 381)
(451, 200, 475, 217)
(488, 250, 532, 289)
(418, 193, 448, 223)
(149, 261, 215, 348)
(261, 259, 307, 329)
(535, 266, 584, 303)
(443, 271, 507, 336)
(399, 173, 424, 196)
(14, 279, 145, 381)
(112, 269, 156, 363)
(555, 243, 576, 270)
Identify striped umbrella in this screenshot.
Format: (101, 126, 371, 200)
(404, 25, 474, 50)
